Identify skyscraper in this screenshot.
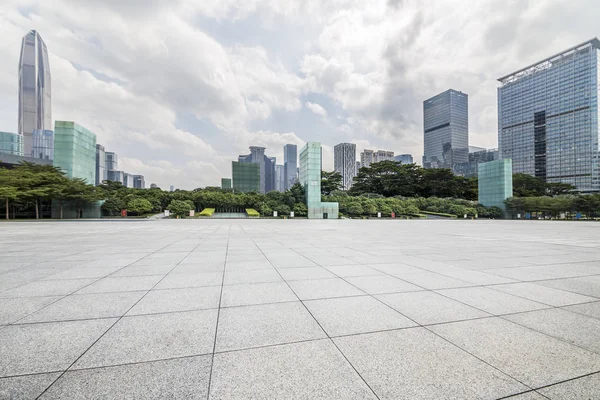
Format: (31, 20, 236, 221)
(374, 150, 395, 163)
(283, 144, 297, 190)
(95, 144, 106, 185)
(19, 30, 52, 157)
(275, 165, 285, 192)
(53, 121, 96, 184)
(31, 129, 53, 160)
(238, 146, 276, 193)
(423, 89, 468, 169)
(300, 142, 339, 219)
(334, 142, 356, 190)
(360, 149, 374, 168)
(498, 39, 600, 193)
(394, 154, 414, 164)
(105, 152, 118, 171)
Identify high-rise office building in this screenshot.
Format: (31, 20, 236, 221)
(283, 144, 297, 190)
(0, 132, 24, 156)
(275, 165, 285, 192)
(170, 185, 175, 192)
(238, 146, 276, 193)
(498, 39, 600, 193)
(300, 142, 339, 219)
(360, 149, 374, 168)
(232, 161, 260, 193)
(334, 142, 356, 190)
(53, 121, 97, 184)
(374, 150, 395, 163)
(221, 178, 232, 190)
(95, 144, 106, 185)
(423, 89, 468, 169)
(453, 148, 499, 178)
(355, 161, 361, 176)
(394, 154, 414, 164)
(31, 129, 53, 160)
(133, 175, 145, 189)
(19, 30, 52, 157)
(105, 152, 118, 171)
(107, 170, 124, 183)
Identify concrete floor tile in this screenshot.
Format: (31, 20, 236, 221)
(216, 302, 325, 351)
(209, 340, 377, 400)
(491, 282, 597, 307)
(128, 286, 221, 315)
(288, 278, 364, 300)
(223, 268, 281, 285)
(154, 272, 223, 289)
(0, 372, 60, 400)
(562, 301, 600, 319)
(345, 275, 422, 295)
(73, 310, 217, 369)
(537, 276, 600, 298)
(324, 265, 382, 277)
(77, 275, 163, 294)
(537, 372, 600, 399)
(111, 264, 175, 277)
(436, 286, 550, 315)
(0, 296, 62, 325)
(397, 271, 473, 289)
(0, 279, 97, 298)
(277, 266, 336, 281)
(220, 281, 297, 307)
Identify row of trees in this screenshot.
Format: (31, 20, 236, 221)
(505, 195, 600, 218)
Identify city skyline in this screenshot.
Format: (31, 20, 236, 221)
(0, 2, 599, 189)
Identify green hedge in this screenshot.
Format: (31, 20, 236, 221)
(199, 208, 215, 216)
(420, 211, 457, 218)
(246, 208, 260, 217)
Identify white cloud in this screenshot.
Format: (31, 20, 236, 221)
(305, 101, 328, 117)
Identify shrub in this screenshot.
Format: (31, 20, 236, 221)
(167, 200, 193, 217)
(246, 208, 260, 217)
(126, 198, 153, 216)
(420, 211, 457, 219)
(199, 208, 215, 217)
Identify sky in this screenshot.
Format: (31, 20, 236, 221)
(0, 0, 598, 189)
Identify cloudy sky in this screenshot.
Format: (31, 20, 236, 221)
(0, 0, 597, 189)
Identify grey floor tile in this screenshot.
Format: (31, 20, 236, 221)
(42, 267, 121, 280)
(111, 264, 175, 277)
(502, 392, 547, 399)
(0, 372, 60, 400)
(345, 275, 422, 294)
(377, 291, 490, 325)
(216, 302, 325, 351)
(77, 275, 163, 294)
(324, 265, 382, 277)
(223, 268, 281, 285)
(19, 292, 145, 323)
(370, 263, 428, 276)
(334, 327, 527, 399)
(537, 276, 600, 298)
(128, 286, 221, 315)
(288, 278, 364, 300)
(220, 281, 297, 307)
(491, 282, 597, 307)
(429, 317, 600, 387)
(277, 266, 336, 281)
(305, 296, 416, 336)
(537, 372, 600, 399)
(41, 355, 212, 400)
(563, 301, 600, 320)
(209, 339, 377, 399)
(225, 260, 272, 271)
(0, 296, 62, 325)
(74, 310, 217, 369)
(436, 286, 550, 315)
(154, 272, 223, 289)
(505, 308, 600, 353)
(0, 279, 97, 298)
(398, 271, 473, 289)
(171, 263, 225, 274)
(0, 318, 117, 377)
(267, 257, 318, 268)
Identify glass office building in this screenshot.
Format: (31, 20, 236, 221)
(19, 30, 52, 157)
(105, 151, 118, 171)
(31, 129, 53, 160)
(423, 89, 469, 169)
(394, 154, 414, 164)
(334, 142, 356, 190)
(95, 144, 106, 185)
(300, 142, 339, 219)
(221, 178, 232, 189)
(498, 39, 600, 193)
(238, 146, 275, 193)
(133, 175, 145, 189)
(232, 161, 260, 193)
(0, 132, 24, 156)
(478, 159, 513, 215)
(283, 144, 297, 190)
(53, 121, 97, 184)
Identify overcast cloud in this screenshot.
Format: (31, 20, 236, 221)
(0, 0, 598, 189)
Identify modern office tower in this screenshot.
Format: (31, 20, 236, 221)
(275, 165, 285, 192)
(478, 159, 513, 216)
(299, 142, 339, 219)
(238, 146, 276, 193)
(221, 178, 232, 189)
(53, 121, 97, 184)
(334, 142, 356, 190)
(133, 175, 145, 189)
(453, 148, 499, 178)
(423, 89, 469, 169)
(105, 152, 118, 171)
(122, 173, 135, 188)
(374, 150, 395, 163)
(394, 154, 414, 164)
(469, 145, 486, 153)
(19, 30, 52, 157)
(107, 170, 124, 183)
(31, 129, 53, 160)
(232, 161, 260, 193)
(0, 132, 24, 156)
(95, 144, 106, 185)
(283, 144, 297, 190)
(170, 185, 174, 192)
(355, 161, 361, 175)
(498, 39, 600, 193)
(360, 149, 374, 168)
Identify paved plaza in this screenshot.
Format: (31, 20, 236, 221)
(1, 219, 600, 399)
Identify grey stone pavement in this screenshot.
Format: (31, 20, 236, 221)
(1, 220, 600, 399)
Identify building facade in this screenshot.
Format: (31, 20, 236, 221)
(95, 144, 106, 185)
(478, 159, 513, 215)
(275, 165, 285, 192)
(19, 30, 52, 157)
(423, 89, 469, 169)
(0, 132, 24, 156)
(394, 154, 414, 164)
(107, 170, 124, 183)
(300, 142, 339, 219)
(334, 142, 356, 190)
(105, 152, 118, 172)
(133, 175, 145, 189)
(498, 39, 600, 193)
(31, 129, 53, 160)
(221, 178, 232, 189)
(360, 149, 374, 168)
(232, 161, 260, 193)
(283, 144, 297, 190)
(53, 121, 97, 184)
(453, 148, 499, 178)
(374, 150, 395, 163)
(238, 146, 276, 193)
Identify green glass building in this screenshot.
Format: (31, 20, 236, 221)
(53, 121, 97, 184)
(0, 132, 24, 156)
(478, 159, 513, 215)
(299, 142, 339, 219)
(232, 162, 260, 192)
(221, 178, 232, 189)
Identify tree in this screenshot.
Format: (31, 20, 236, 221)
(289, 182, 305, 204)
(167, 200, 193, 217)
(127, 198, 153, 216)
(0, 169, 18, 219)
(14, 162, 66, 219)
(512, 173, 546, 197)
(321, 171, 343, 195)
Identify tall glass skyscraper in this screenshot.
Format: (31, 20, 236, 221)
(283, 144, 297, 190)
(53, 121, 97, 184)
(19, 30, 52, 157)
(334, 142, 356, 190)
(95, 144, 106, 185)
(299, 142, 338, 219)
(0, 132, 24, 156)
(423, 89, 468, 169)
(498, 39, 600, 193)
